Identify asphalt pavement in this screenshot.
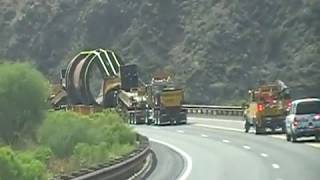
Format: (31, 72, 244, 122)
(134, 115, 320, 180)
(145, 141, 184, 180)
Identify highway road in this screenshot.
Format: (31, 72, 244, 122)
(135, 115, 320, 180)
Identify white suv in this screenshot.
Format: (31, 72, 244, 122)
(285, 98, 320, 142)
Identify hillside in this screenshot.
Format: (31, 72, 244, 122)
(0, 0, 319, 104)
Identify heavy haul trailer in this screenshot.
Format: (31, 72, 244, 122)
(117, 64, 150, 124)
(146, 76, 187, 125)
(243, 80, 292, 134)
(118, 89, 148, 124)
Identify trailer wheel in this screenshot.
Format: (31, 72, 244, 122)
(145, 116, 149, 125)
(286, 134, 291, 142)
(291, 134, 298, 143)
(255, 127, 265, 135)
(128, 115, 131, 124)
(244, 121, 250, 133)
(154, 110, 160, 126)
(282, 126, 286, 133)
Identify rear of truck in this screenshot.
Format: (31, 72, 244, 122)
(254, 101, 287, 133)
(245, 82, 291, 134)
(157, 89, 187, 125)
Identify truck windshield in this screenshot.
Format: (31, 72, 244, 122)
(296, 101, 320, 115)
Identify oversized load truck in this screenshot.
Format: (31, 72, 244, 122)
(118, 88, 148, 124)
(243, 80, 292, 134)
(146, 75, 187, 125)
(117, 64, 149, 124)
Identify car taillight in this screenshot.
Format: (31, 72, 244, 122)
(287, 100, 292, 108)
(257, 104, 264, 112)
(293, 118, 299, 127)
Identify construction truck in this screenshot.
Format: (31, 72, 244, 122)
(117, 64, 150, 124)
(243, 80, 292, 134)
(146, 75, 187, 125)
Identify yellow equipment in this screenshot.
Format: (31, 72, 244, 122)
(244, 80, 291, 134)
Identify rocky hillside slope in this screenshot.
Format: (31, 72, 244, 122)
(0, 0, 319, 104)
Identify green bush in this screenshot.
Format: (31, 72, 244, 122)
(0, 63, 49, 144)
(32, 147, 53, 165)
(38, 112, 91, 157)
(0, 147, 47, 180)
(38, 111, 136, 159)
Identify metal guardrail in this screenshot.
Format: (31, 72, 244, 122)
(182, 104, 244, 116)
(55, 135, 151, 180)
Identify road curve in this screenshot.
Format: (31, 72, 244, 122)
(134, 115, 320, 180)
(145, 141, 185, 180)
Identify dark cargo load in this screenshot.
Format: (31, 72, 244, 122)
(120, 64, 139, 91)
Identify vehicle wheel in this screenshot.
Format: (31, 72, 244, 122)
(286, 134, 291, 142)
(281, 125, 286, 134)
(145, 115, 149, 125)
(154, 116, 158, 126)
(244, 121, 250, 133)
(145, 118, 150, 125)
(291, 134, 298, 143)
(255, 127, 265, 135)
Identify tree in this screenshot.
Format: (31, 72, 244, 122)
(0, 63, 49, 144)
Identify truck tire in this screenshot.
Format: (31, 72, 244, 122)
(255, 127, 265, 135)
(244, 121, 250, 133)
(154, 111, 160, 126)
(281, 124, 286, 134)
(145, 116, 150, 125)
(286, 134, 291, 142)
(291, 134, 298, 143)
(129, 113, 135, 124)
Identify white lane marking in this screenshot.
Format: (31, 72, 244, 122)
(188, 117, 244, 123)
(177, 130, 184, 133)
(194, 124, 243, 132)
(260, 153, 268, 158)
(150, 138, 192, 180)
(194, 119, 320, 150)
(152, 126, 160, 129)
(201, 134, 208, 138)
(276, 178, 283, 180)
(272, 163, 280, 169)
(222, 139, 230, 143)
(243, 145, 251, 150)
